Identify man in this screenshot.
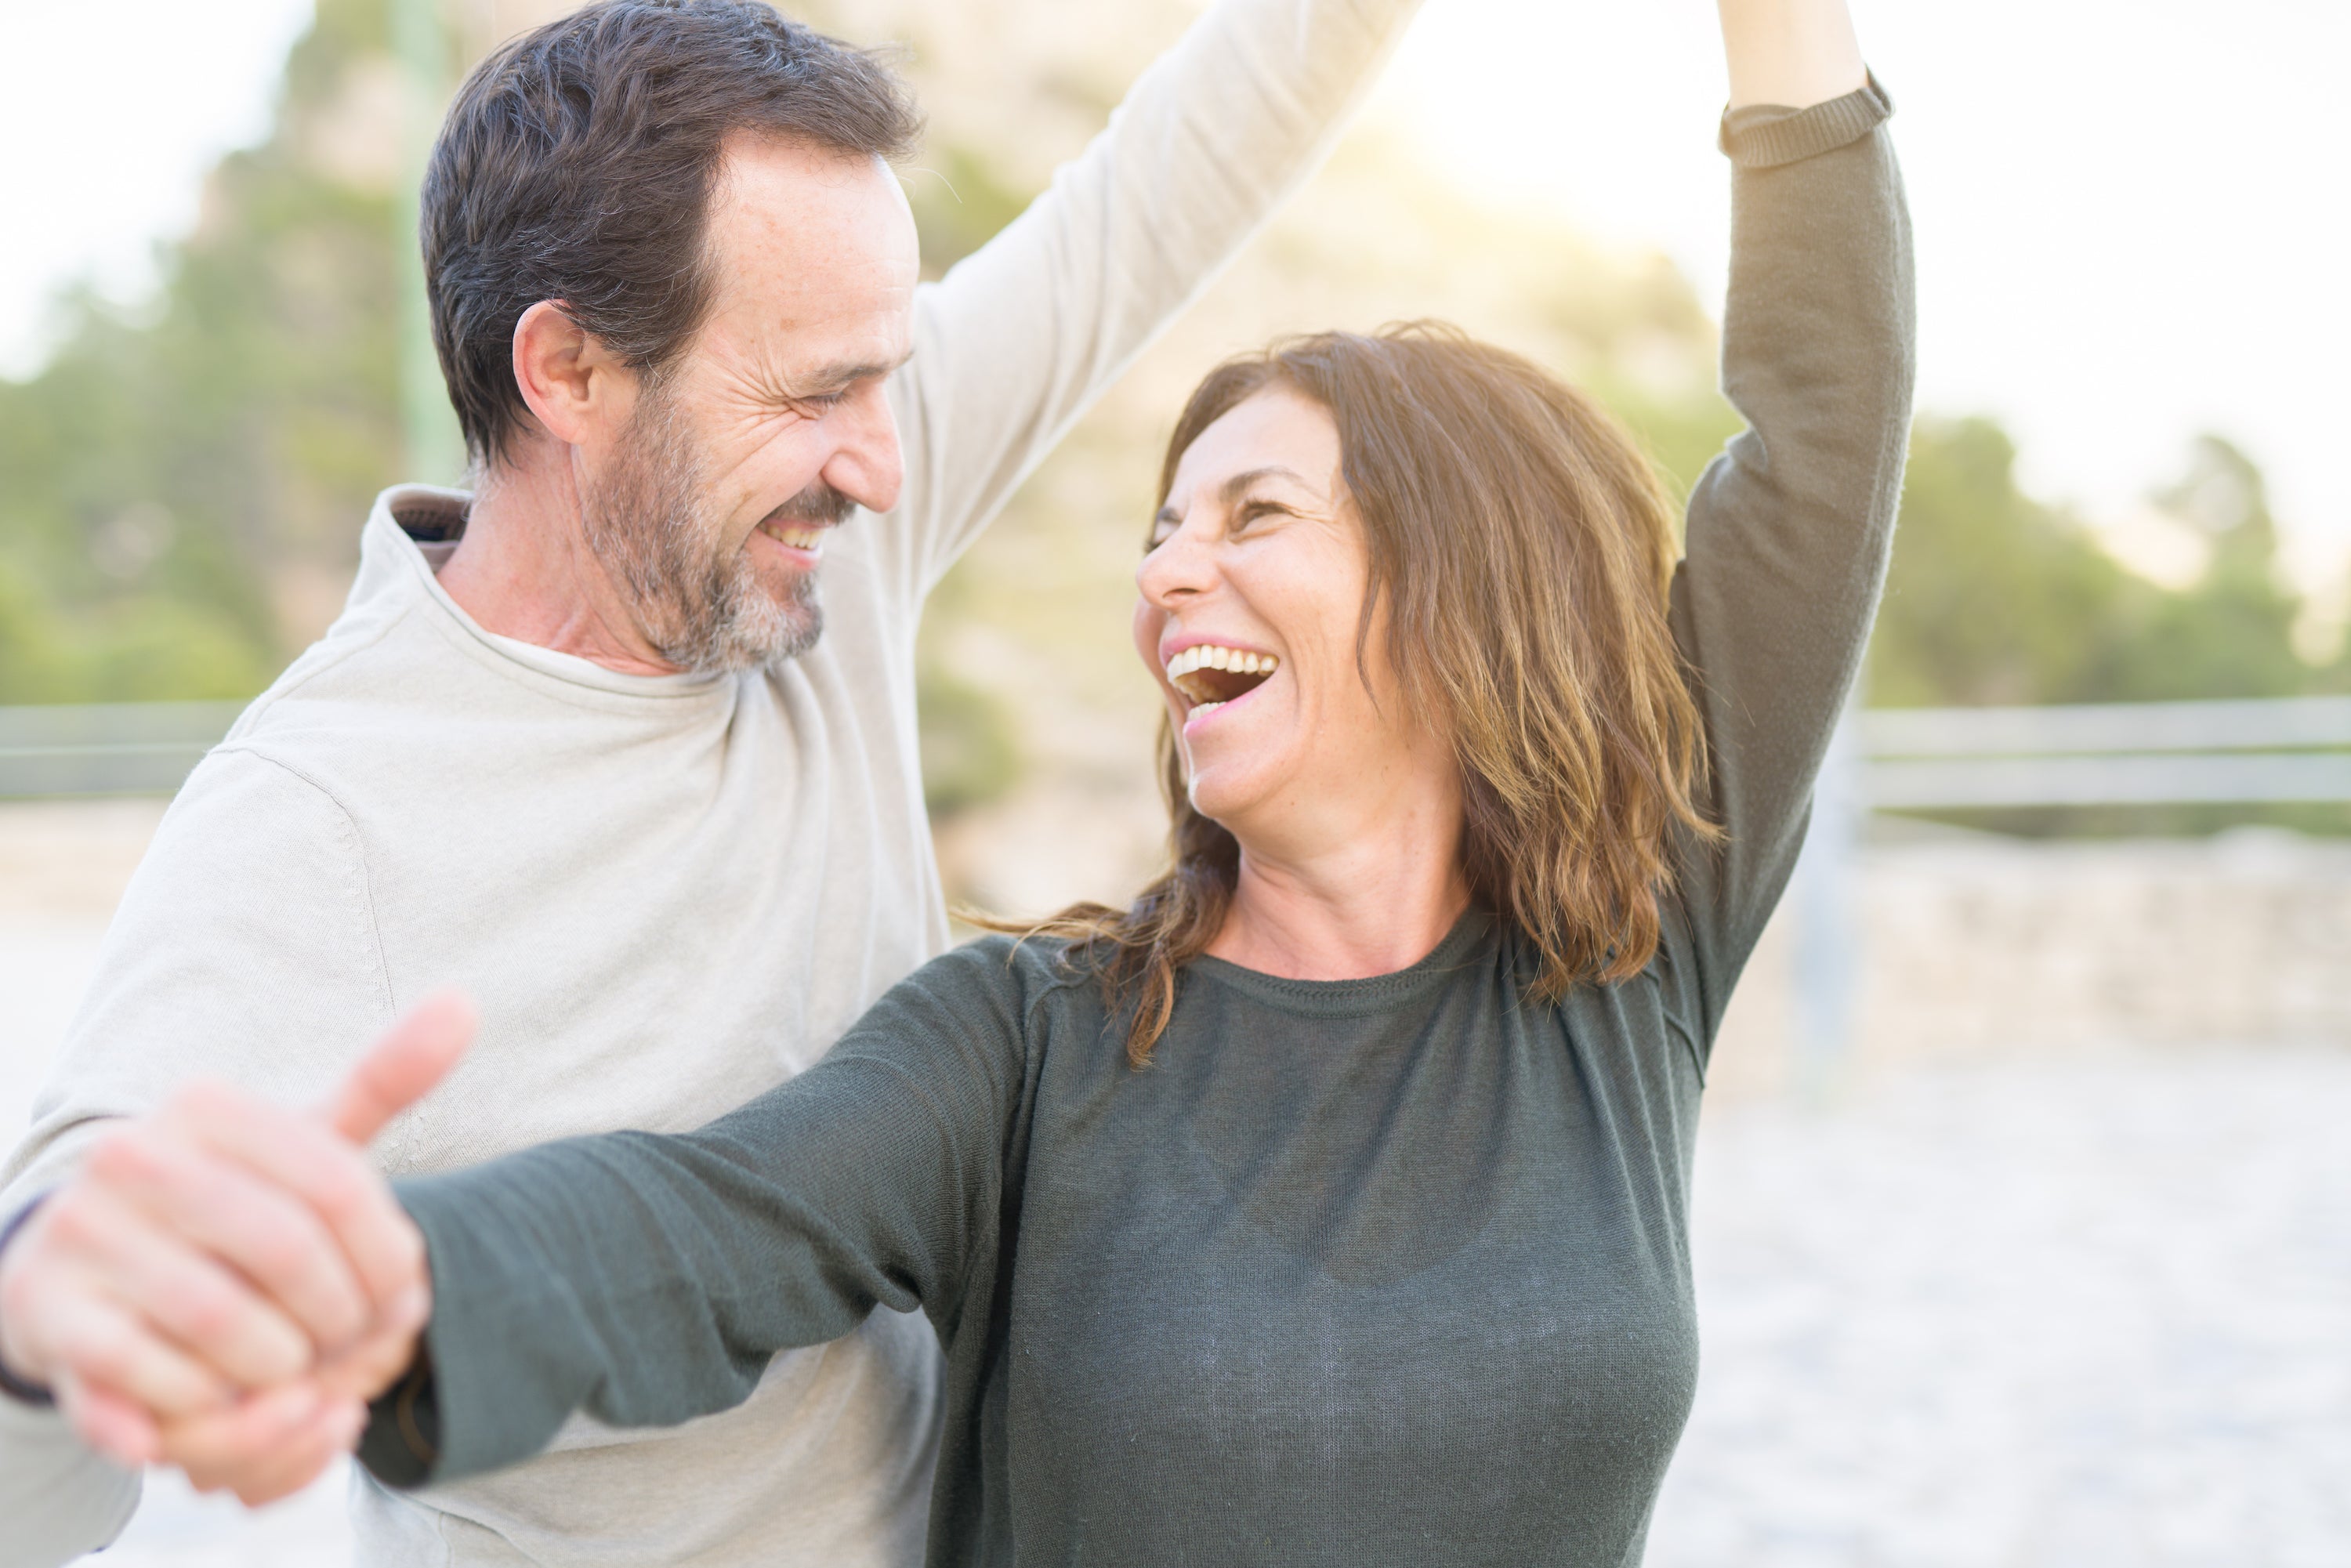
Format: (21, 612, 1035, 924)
(0, 0, 1420, 1561)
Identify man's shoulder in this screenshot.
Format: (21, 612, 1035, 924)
(202, 616, 484, 809)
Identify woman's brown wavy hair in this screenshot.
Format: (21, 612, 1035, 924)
(1012, 323, 1718, 1064)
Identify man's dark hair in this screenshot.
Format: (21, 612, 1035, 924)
(423, 0, 922, 468)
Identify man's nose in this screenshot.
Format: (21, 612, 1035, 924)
(822, 381, 905, 516)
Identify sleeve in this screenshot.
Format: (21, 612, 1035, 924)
(359, 942, 1039, 1489)
(869, 0, 1425, 605)
(0, 1393, 140, 1568)
(0, 746, 397, 1563)
(1666, 76, 1916, 1039)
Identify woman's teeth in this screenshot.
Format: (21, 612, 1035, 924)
(1165, 644, 1276, 680)
(1165, 644, 1279, 711)
(761, 520, 828, 552)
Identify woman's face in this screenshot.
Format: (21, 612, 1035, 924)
(1132, 386, 1454, 859)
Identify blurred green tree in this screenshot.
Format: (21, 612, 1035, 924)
(1870, 419, 2314, 708)
(0, 0, 401, 702)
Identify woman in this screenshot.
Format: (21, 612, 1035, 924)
(358, 11, 1912, 1563)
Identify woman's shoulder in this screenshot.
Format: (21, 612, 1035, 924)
(906, 931, 1109, 1023)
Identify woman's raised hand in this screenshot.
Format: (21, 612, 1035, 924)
(0, 994, 475, 1501)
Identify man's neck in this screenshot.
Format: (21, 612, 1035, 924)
(432, 449, 683, 677)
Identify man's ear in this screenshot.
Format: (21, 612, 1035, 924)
(511, 301, 632, 448)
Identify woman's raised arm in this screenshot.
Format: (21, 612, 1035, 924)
(1666, 1, 1914, 1041)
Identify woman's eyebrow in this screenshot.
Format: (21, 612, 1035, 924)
(1218, 465, 1310, 505)
(1151, 465, 1314, 534)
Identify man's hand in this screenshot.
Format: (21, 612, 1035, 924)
(0, 994, 476, 1499)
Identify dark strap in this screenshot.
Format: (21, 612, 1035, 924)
(0, 1197, 57, 1408)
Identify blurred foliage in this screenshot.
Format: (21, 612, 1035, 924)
(1872, 422, 2315, 708)
(1871, 421, 2346, 835)
(0, 0, 2341, 841)
(905, 146, 1034, 281)
(0, 0, 401, 703)
(915, 663, 1023, 814)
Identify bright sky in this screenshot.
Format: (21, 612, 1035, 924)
(1372, 0, 2351, 596)
(2, 0, 2346, 594)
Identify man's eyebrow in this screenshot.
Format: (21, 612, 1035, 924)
(792, 348, 915, 396)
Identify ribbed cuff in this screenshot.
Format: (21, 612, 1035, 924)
(1719, 71, 1893, 169)
(0, 1196, 58, 1408)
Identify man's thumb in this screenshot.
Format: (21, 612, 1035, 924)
(321, 991, 476, 1146)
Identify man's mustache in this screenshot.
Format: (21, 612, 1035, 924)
(768, 483, 856, 527)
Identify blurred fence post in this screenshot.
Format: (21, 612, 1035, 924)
(1792, 704, 1863, 1098)
(393, 0, 464, 485)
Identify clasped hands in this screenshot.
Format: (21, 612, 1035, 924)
(0, 997, 476, 1503)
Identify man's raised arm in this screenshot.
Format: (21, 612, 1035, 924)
(877, 0, 1425, 598)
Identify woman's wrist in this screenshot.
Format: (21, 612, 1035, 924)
(0, 1197, 59, 1406)
(1717, 0, 1867, 110)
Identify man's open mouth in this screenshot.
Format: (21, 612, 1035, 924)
(757, 517, 829, 552)
(1165, 643, 1279, 719)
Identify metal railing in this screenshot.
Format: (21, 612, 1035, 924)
(0, 701, 247, 799)
(1859, 697, 2351, 809)
(5, 692, 2344, 813)
(1791, 694, 2351, 1088)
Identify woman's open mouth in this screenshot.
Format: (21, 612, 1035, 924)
(1165, 643, 1279, 723)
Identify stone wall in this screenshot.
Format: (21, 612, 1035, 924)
(1712, 830, 2351, 1096)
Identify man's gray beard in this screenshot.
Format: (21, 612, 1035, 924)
(581, 392, 827, 675)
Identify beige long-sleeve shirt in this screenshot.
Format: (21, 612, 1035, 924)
(0, 3, 1420, 1562)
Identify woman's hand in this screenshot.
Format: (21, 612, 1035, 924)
(1718, 0, 1867, 109)
(0, 994, 473, 1501)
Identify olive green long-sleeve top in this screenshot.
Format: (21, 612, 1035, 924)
(368, 81, 1913, 1568)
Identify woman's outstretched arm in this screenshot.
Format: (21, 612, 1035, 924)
(358, 941, 1046, 1488)
(1666, 2, 1914, 1043)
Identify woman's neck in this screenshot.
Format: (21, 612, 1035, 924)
(1206, 802, 1473, 983)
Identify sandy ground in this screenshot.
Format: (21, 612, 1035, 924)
(4, 802, 2347, 1566)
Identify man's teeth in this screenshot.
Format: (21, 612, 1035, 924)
(1190, 701, 1225, 720)
(1163, 645, 1278, 682)
(763, 521, 827, 551)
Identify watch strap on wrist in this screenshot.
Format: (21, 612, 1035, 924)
(0, 1197, 58, 1408)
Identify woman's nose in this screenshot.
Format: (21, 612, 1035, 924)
(1137, 523, 1214, 606)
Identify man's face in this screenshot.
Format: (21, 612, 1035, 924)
(585, 132, 918, 674)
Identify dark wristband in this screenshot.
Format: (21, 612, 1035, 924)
(0, 1197, 57, 1408)
(357, 1340, 441, 1489)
